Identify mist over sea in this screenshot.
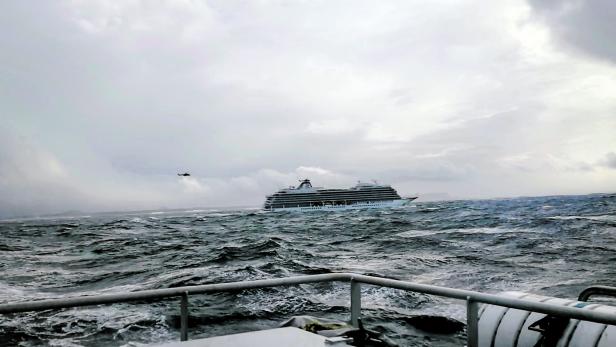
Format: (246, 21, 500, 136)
(1, 193, 615, 346)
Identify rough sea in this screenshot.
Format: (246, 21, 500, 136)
(1, 193, 615, 346)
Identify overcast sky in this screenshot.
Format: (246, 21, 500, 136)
(1, 0, 615, 217)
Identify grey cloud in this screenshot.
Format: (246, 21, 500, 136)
(603, 152, 616, 169)
(367, 163, 473, 182)
(528, 0, 616, 63)
(0, 129, 94, 217)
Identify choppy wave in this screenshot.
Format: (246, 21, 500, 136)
(1, 193, 615, 346)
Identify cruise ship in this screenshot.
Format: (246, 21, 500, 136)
(263, 179, 416, 211)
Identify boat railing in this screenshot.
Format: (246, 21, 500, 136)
(1, 273, 616, 346)
(578, 285, 616, 302)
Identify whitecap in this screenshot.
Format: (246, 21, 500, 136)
(549, 215, 616, 222)
(395, 230, 437, 238)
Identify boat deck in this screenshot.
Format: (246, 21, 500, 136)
(152, 327, 345, 347)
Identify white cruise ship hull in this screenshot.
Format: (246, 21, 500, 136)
(266, 198, 414, 212)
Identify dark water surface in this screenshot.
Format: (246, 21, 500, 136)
(1, 194, 615, 346)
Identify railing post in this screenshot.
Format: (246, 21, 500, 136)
(350, 279, 361, 328)
(180, 292, 189, 341)
(466, 296, 478, 347)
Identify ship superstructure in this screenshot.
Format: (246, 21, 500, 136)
(263, 179, 415, 211)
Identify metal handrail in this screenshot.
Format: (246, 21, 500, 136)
(578, 285, 616, 301)
(1, 273, 616, 347)
(0, 273, 347, 314)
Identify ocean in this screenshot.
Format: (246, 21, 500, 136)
(1, 193, 615, 346)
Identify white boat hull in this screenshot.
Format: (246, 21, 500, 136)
(266, 198, 414, 212)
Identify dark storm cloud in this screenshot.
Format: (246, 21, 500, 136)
(528, 0, 616, 64)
